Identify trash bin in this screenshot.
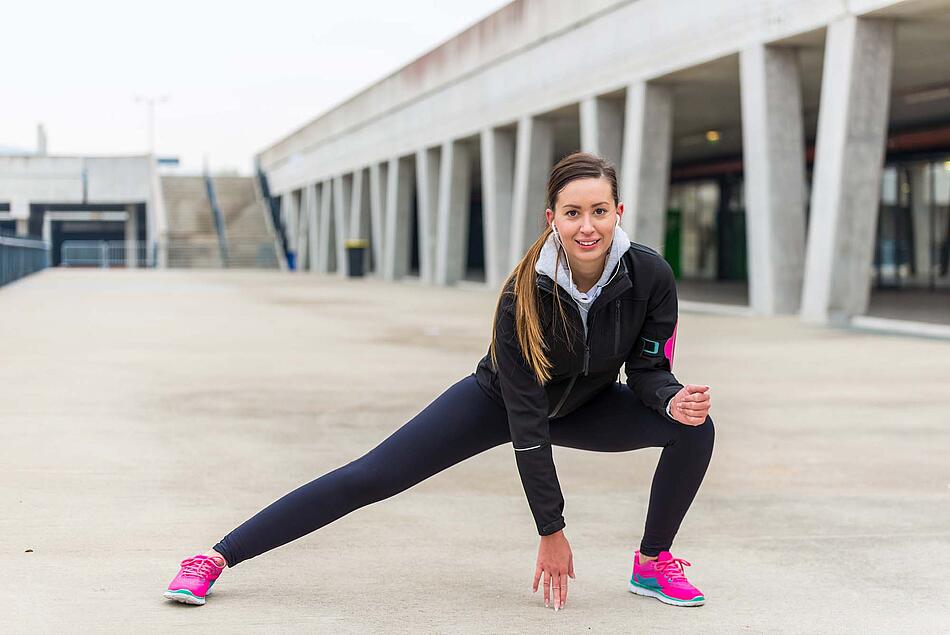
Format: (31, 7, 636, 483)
(345, 239, 368, 277)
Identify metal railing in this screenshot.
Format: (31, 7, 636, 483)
(61, 240, 149, 268)
(1, 234, 50, 287)
(60, 239, 279, 269)
(256, 164, 291, 268)
(204, 173, 230, 266)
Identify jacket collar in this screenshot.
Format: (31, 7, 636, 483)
(535, 225, 631, 303)
(537, 246, 633, 314)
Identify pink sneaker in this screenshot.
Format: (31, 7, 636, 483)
(628, 551, 705, 606)
(164, 554, 224, 605)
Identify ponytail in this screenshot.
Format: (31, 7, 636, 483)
(489, 226, 573, 385)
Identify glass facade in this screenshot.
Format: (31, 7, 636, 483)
(666, 156, 950, 299)
(666, 177, 746, 282)
(875, 159, 950, 290)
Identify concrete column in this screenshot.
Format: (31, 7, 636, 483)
(348, 169, 373, 273)
(415, 147, 441, 283)
(436, 140, 472, 285)
(347, 169, 367, 275)
(801, 17, 894, 323)
(348, 169, 362, 239)
(12, 199, 30, 237)
(580, 98, 598, 154)
(383, 157, 414, 280)
(348, 169, 369, 273)
(909, 164, 932, 282)
(125, 204, 139, 268)
(297, 187, 311, 270)
(740, 44, 807, 315)
(368, 162, 388, 276)
(580, 96, 624, 168)
(293, 190, 305, 270)
(317, 180, 335, 273)
(480, 127, 516, 288)
(306, 182, 319, 272)
(620, 81, 673, 251)
(333, 175, 352, 276)
(510, 116, 554, 270)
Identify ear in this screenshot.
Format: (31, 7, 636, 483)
(616, 202, 624, 223)
(545, 208, 555, 228)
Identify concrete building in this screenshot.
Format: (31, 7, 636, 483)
(0, 146, 278, 269)
(257, 0, 950, 326)
(0, 152, 162, 267)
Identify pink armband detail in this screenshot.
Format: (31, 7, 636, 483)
(664, 321, 678, 368)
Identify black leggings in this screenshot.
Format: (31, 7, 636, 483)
(214, 375, 714, 566)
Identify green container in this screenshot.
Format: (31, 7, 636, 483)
(664, 208, 682, 278)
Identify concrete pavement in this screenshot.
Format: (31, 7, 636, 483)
(1, 269, 948, 632)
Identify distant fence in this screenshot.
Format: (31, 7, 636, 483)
(61, 241, 149, 268)
(0, 234, 50, 287)
(61, 239, 278, 269)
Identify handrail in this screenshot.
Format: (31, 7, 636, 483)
(204, 172, 230, 268)
(0, 233, 49, 287)
(255, 163, 292, 269)
(0, 234, 48, 249)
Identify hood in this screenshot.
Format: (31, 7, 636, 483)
(535, 224, 631, 307)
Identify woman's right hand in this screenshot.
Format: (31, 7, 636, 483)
(533, 530, 575, 610)
(669, 384, 711, 425)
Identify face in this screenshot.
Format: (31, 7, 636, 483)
(545, 177, 623, 268)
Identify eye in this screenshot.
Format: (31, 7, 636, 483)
(595, 208, 608, 215)
(565, 210, 578, 217)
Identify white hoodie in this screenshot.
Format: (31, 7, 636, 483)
(534, 224, 632, 336)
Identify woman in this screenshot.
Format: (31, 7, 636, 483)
(164, 152, 714, 610)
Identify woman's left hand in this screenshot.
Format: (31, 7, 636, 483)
(533, 530, 574, 611)
(669, 384, 711, 426)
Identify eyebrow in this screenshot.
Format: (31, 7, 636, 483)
(562, 202, 609, 209)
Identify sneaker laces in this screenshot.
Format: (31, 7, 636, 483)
(655, 557, 691, 583)
(179, 556, 219, 580)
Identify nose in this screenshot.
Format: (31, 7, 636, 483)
(580, 213, 595, 234)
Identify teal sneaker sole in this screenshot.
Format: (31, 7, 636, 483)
(628, 579, 705, 607)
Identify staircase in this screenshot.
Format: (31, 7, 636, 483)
(160, 175, 278, 269)
(212, 176, 278, 268)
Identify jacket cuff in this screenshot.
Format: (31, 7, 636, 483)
(664, 395, 675, 420)
(539, 518, 565, 536)
(658, 385, 681, 417)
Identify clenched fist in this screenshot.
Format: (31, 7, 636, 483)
(669, 384, 711, 426)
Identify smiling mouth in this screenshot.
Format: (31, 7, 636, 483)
(575, 239, 600, 247)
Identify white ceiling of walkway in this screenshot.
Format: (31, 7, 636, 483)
(663, 2, 950, 165)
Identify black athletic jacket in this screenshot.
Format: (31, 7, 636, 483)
(474, 242, 683, 535)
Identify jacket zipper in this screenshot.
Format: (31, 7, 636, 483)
(539, 258, 630, 419)
(613, 299, 621, 356)
(548, 375, 577, 419)
(550, 312, 594, 419)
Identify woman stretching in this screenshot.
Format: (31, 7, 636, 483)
(164, 152, 714, 610)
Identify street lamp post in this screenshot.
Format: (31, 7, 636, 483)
(134, 94, 169, 154)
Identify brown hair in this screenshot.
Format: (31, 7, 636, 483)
(489, 152, 619, 383)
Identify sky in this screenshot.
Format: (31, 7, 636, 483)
(1, 0, 511, 174)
